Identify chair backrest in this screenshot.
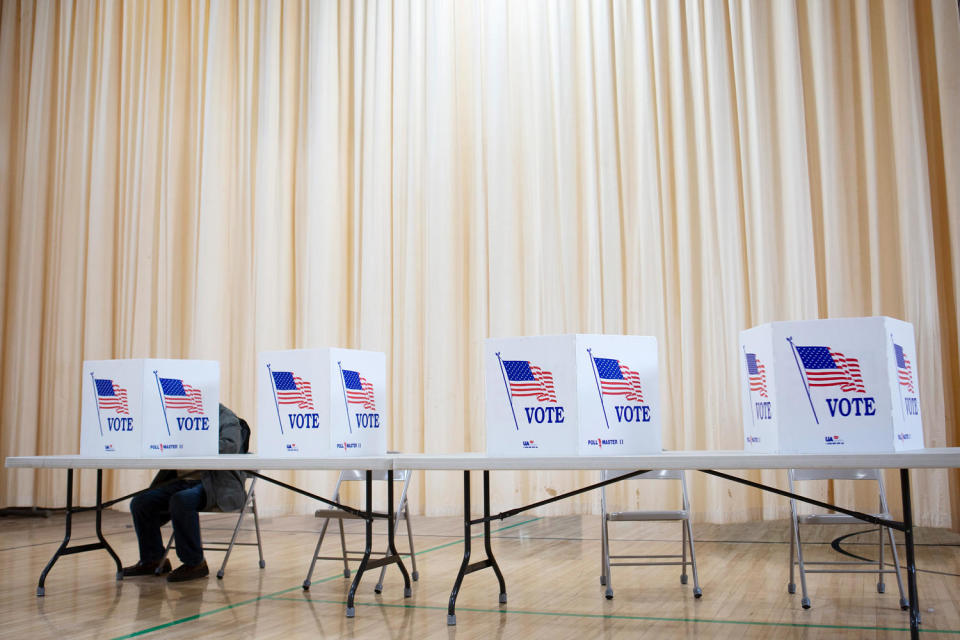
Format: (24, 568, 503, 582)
(339, 469, 411, 482)
(602, 469, 683, 482)
(789, 468, 890, 518)
(790, 468, 881, 483)
(600, 469, 690, 513)
(338, 454, 411, 483)
(333, 458, 413, 506)
(238, 417, 251, 454)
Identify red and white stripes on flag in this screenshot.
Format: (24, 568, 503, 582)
(593, 356, 644, 403)
(796, 346, 866, 394)
(502, 360, 558, 403)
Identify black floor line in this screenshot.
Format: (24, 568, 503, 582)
(829, 528, 960, 578)
(194, 523, 960, 548)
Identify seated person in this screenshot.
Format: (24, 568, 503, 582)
(122, 403, 249, 582)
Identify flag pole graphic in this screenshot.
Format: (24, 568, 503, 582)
(90, 372, 104, 437)
(153, 371, 172, 437)
(742, 346, 756, 432)
(587, 348, 612, 430)
(496, 352, 521, 431)
(337, 361, 353, 434)
(891, 333, 906, 420)
(787, 337, 819, 425)
(266, 364, 284, 435)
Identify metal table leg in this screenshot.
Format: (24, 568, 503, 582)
(37, 469, 74, 596)
(900, 469, 920, 640)
(385, 469, 412, 598)
(343, 469, 413, 618)
(36, 468, 123, 596)
(442, 469, 658, 625)
(484, 470, 507, 604)
(346, 470, 374, 618)
(447, 470, 508, 625)
(448, 470, 472, 626)
(96, 469, 124, 580)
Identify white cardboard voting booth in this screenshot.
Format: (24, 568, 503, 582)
(739, 316, 924, 453)
(80, 359, 220, 457)
(257, 348, 387, 457)
(485, 334, 661, 456)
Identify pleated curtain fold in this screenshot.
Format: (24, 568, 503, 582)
(1, 0, 959, 527)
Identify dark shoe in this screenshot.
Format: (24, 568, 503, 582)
(122, 558, 171, 577)
(167, 560, 209, 582)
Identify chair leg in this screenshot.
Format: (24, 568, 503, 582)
(680, 520, 688, 584)
(218, 495, 250, 579)
(788, 515, 796, 594)
(602, 515, 613, 599)
(685, 517, 702, 598)
(374, 516, 396, 594)
(877, 522, 886, 593)
(886, 525, 909, 610)
(599, 486, 609, 589)
(878, 475, 909, 610)
(599, 521, 607, 587)
(791, 505, 811, 609)
(337, 518, 350, 578)
(404, 504, 419, 581)
(157, 531, 175, 574)
(252, 490, 265, 569)
(303, 516, 333, 590)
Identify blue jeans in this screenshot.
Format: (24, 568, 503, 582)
(130, 479, 207, 566)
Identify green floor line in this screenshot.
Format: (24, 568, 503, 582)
(110, 516, 540, 639)
(268, 596, 960, 635)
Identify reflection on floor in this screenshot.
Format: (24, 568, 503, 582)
(1, 511, 958, 639)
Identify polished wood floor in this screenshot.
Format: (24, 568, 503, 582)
(1, 509, 958, 639)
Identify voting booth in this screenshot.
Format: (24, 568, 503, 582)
(485, 334, 661, 456)
(256, 348, 387, 457)
(80, 359, 220, 457)
(739, 316, 924, 453)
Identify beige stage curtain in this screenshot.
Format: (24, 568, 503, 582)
(1, 0, 959, 527)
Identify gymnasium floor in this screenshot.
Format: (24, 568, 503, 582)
(2, 510, 958, 639)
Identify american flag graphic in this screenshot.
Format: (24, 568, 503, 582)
(159, 377, 204, 414)
(795, 346, 866, 393)
(745, 352, 768, 398)
(893, 343, 914, 394)
(342, 370, 376, 411)
(95, 379, 130, 414)
(272, 371, 314, 410)
(502, 360, 557, 403)
(593, 356, 644, 402)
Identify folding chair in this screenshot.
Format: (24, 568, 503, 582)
(788, 468, 908, 610)
(600, 469, 702, 600)
(159, 475, 265, 579)
(302, 466, 418, 592)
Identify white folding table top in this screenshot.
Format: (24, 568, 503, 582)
(4, 454, 395, 471)
(393, 448, 960, 471)
(9, 448, 960, 472)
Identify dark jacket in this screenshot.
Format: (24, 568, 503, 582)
(149, 403, 248, 512)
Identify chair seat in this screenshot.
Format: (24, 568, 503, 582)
(314, 508, 365, 520)
(607, 509, 689, 522)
